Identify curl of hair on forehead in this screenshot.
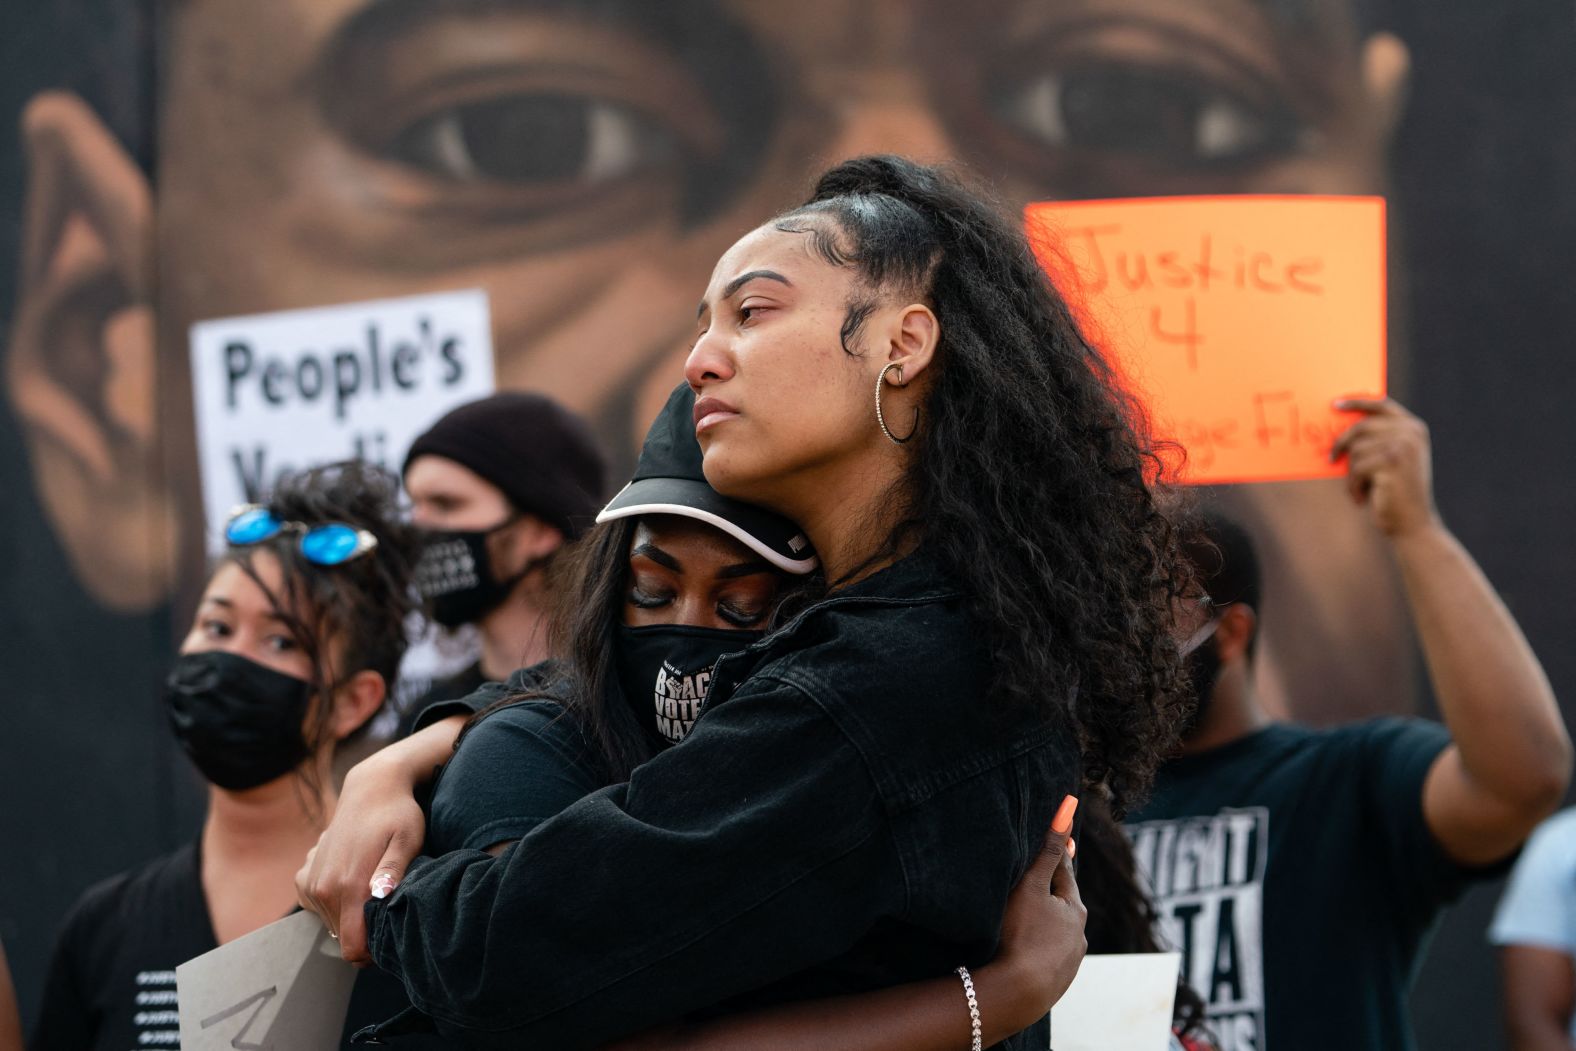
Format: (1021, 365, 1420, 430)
(775, 194, 942, 356)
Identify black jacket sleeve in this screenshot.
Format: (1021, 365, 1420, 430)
(367, 675, 902, 1049)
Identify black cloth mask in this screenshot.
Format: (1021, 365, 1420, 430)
(164, 651, 314, 791)
(415, 522, 534, 628)
(615, 624, 762, 746)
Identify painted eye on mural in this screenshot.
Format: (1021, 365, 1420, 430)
(383, 93, 681, 187)
(993, 65, 1302, 168)
(313, 7, 774, 236)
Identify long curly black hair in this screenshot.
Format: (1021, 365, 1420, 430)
(775, 156, 1194, 811)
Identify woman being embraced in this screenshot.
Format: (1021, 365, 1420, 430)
(303, 156, 1192, 1050)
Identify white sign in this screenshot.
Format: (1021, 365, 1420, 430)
(190, 290, 495, 705)
(189, 289, 495, 549)
(176, 912, 356, 1051)
(1051, 953, 1181, 1051)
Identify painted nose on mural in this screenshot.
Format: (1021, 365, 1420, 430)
(814, 72, 958, 166)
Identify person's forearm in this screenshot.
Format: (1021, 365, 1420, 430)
(1396, 522, 1570, 807)
(366, 714, 466, 787)
(604, 962, 1040, 1051)
(366, 690, 903, 1049)
(369, 803, 896, 1048)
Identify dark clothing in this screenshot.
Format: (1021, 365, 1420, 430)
(399, 661, 488, 737)
(29, 843, 441, 1051)
(30, 845, 210, 1051)
(408, 663, 554, 737)
(356, 672, 599, 1044)
(1126, 719, 1494, 1051)
(366, 553, 1079, 1050)
(427, 699, 602, 854)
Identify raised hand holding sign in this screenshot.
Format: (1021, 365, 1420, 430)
(1026, 196, 1388, 486)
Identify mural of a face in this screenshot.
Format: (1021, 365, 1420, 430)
(8, 0, 1410, 714)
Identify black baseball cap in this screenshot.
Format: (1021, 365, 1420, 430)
(597, 385, 818, 575)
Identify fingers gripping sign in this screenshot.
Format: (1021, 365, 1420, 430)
(294, 772, 428, 965)
(1329, 397, 1440, 538)
(295, 715, 462, 963)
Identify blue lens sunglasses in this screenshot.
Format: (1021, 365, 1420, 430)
(224, 505, 378, 566)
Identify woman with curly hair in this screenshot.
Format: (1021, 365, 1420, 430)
(301, 155, 1193, 1050)
(31, 462, 433, 1051)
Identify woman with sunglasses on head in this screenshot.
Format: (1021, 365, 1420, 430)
(322, 384, 1087, 1050)
(302, 156, 1192, 1050)
(29, 462, 435, 1051)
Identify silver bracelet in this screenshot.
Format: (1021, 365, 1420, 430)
(955, 965, 982, 1051)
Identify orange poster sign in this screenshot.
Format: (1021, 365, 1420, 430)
(1025, 196, 1387, 485)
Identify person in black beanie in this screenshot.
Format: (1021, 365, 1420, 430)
(403, 392, 606, 716)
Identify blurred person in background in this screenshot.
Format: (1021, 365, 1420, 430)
(1129, 400, 1570, 1051)
(27, 462, 437, 1051)
(402, 391, 605, 721)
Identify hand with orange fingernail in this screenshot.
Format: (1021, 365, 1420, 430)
(977, 795, 1087, 1030)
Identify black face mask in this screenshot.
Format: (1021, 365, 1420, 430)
(1182, 634, 1223, 737)
(615, 624, 762, 746)
(164, 651, 314, 791)
(415, 522, 532, 628)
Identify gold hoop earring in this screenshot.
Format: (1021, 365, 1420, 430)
(876, 362, 919, 445)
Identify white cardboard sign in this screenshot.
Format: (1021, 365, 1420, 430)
(1051, 952, 1181, 1051)
(176, 912, 356, 1051)
(189, 289, 495, 552)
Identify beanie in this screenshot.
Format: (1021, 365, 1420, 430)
(403, 392, 606, 538)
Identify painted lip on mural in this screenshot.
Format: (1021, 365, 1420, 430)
(693, 396, 739, 435)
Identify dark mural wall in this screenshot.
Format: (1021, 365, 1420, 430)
(0, 0, 202, 1031)
(2, 1, 1574, 1046)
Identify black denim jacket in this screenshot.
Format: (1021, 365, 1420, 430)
(366, 553, 1079, 1049)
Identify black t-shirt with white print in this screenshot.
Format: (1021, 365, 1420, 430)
(29, 842, 442, 1051)
(1126, 718, 1498, 1051)
(31, 844, 208, 1051)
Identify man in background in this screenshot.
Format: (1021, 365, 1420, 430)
(1128, 398, 1570, 1051)
(402, 392, 605, 718)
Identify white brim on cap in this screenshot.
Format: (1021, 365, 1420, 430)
(595, 479, 819, 575)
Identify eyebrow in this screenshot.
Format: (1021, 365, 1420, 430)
(717, 560, 773, 580)
(201, 594, 290, 623)
(631, 544, 772, 581)
(697, 269, 792, 319)
(631, 543, 681, 572)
